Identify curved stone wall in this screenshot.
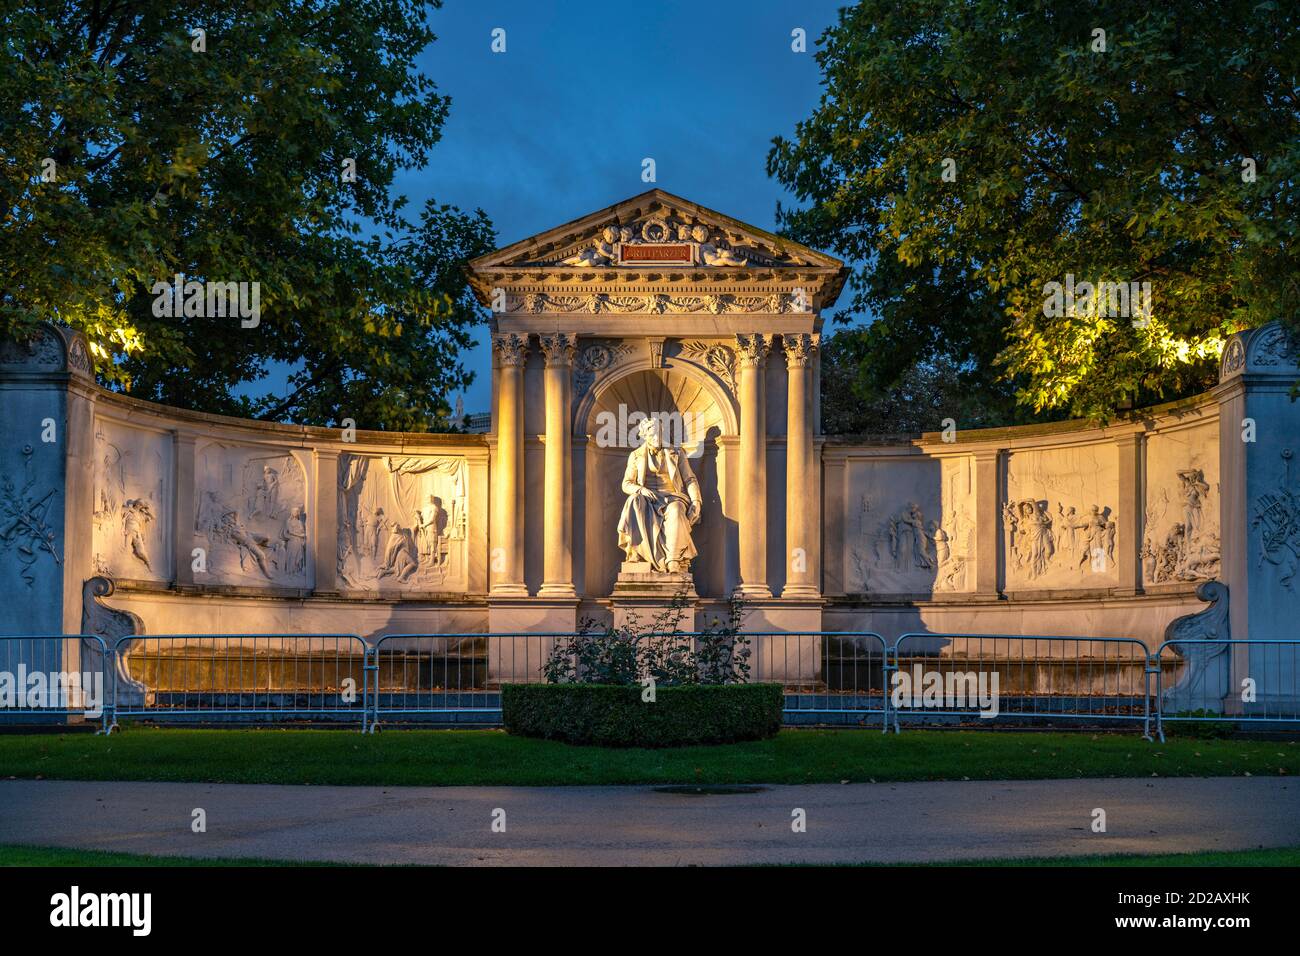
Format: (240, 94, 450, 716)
(820, 393, 1220, 645)
(2, 321, 1297, 660)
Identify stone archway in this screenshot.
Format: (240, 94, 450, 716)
(575, 354, 738, 439)
(579, 365, 736, 600)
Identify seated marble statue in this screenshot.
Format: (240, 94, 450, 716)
(617, 417, 703, 573)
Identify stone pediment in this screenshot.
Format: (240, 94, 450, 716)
(468, 190, 847, 315)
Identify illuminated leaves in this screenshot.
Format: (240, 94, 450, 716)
(769, 0, 1299, 419)
(1, 1, 493, 430)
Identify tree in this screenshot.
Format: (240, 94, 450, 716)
(819, 330, 1044, 434)
(770, 0, 1300, 420)
(1, 0, 494, 430)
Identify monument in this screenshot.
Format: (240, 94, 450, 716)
(3, 188, 1300, 709)
(465, 188, 848, 645)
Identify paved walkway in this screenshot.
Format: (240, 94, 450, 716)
(1, 777, 1296, 865)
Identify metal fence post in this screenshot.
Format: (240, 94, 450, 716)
(364, 642, 379, 734)
(107, 640, 121, 734)
(1143, 651, 1160, 742)
(99, 639, 114, 735)
(884, 641, 899, 734)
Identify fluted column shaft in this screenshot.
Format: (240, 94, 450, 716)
(736, 333, 772, 598)
(538, 332, 577, 597)
(783, 333, 819, 596)
(491, 333, 528, 595)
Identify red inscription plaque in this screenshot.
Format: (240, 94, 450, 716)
(619, 243, 694, 264)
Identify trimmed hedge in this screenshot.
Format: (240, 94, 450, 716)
(501, 682, 783, 748)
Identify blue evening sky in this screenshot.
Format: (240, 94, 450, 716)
(261, 0, 853, 416)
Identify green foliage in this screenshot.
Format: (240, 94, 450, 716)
(770, 0, 1300, 420)
(500, 683, 784, 748)
(542, 593, 751, 686)
(1, 1, 494, 429)
(820, 331, 1056, 433)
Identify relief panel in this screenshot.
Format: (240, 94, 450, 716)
(337, 454, 469, 592)
(92, 421, 172, 582)
(1004, 445, 1120, 589)
(193, 443, 311, 587)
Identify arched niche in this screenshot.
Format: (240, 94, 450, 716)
(575, 356, 738, 439)
(577, 364, 736, 600)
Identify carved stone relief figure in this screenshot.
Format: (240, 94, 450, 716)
(121, 499, 154, 571)
(1006, 497, 1119, 583)
(691, 224, 748, 266)
(1066, 504, 1107, 570)
(1017, 499, 1056, 578)
(1250, 449, 1300, 591)
(92, 425, 169, 580)
(1005, 448, 1119, 587)
(847, 460, 974, 594)
(194, 445, 309, 586)
(248, 465, 281, 517)
(0, 444, 61, 589)
(1144, 466, 1221, 584)
(560, 225, 618, 267)
(337, 454, 469, 591)
(281, 505, 308, 575)
(197, 490, 276, 580)
(504, 200, 814, 272)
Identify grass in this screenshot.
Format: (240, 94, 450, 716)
(924, 846, 1300, 867)
(4, 842, 1297, 868)
(0, 844, 319, 867)
(0, 727, 1295, 787)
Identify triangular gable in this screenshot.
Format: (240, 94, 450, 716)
(470, 189, 843, 271)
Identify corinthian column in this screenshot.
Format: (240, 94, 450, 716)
(538, 332, 577, 597)
(491, 333, 528, 595)
(783, 333, 819, 597)
(735, 333, 772, 598)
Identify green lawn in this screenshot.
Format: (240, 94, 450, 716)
(0, 844, 321, 867)
(3, 842, 1296, 868)
(0, 727, 1294, 787)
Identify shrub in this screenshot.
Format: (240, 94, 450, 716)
(501, 682, 783, 748)
(541, 592, 751, 687)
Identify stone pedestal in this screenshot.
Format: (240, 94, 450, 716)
(609, 561, 698, 632)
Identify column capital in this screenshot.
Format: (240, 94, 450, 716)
(735, 333, 772, 368)
(783, 333, 820, 368)
(538, 332, 577, 367)
(493, 332, 529, 367)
